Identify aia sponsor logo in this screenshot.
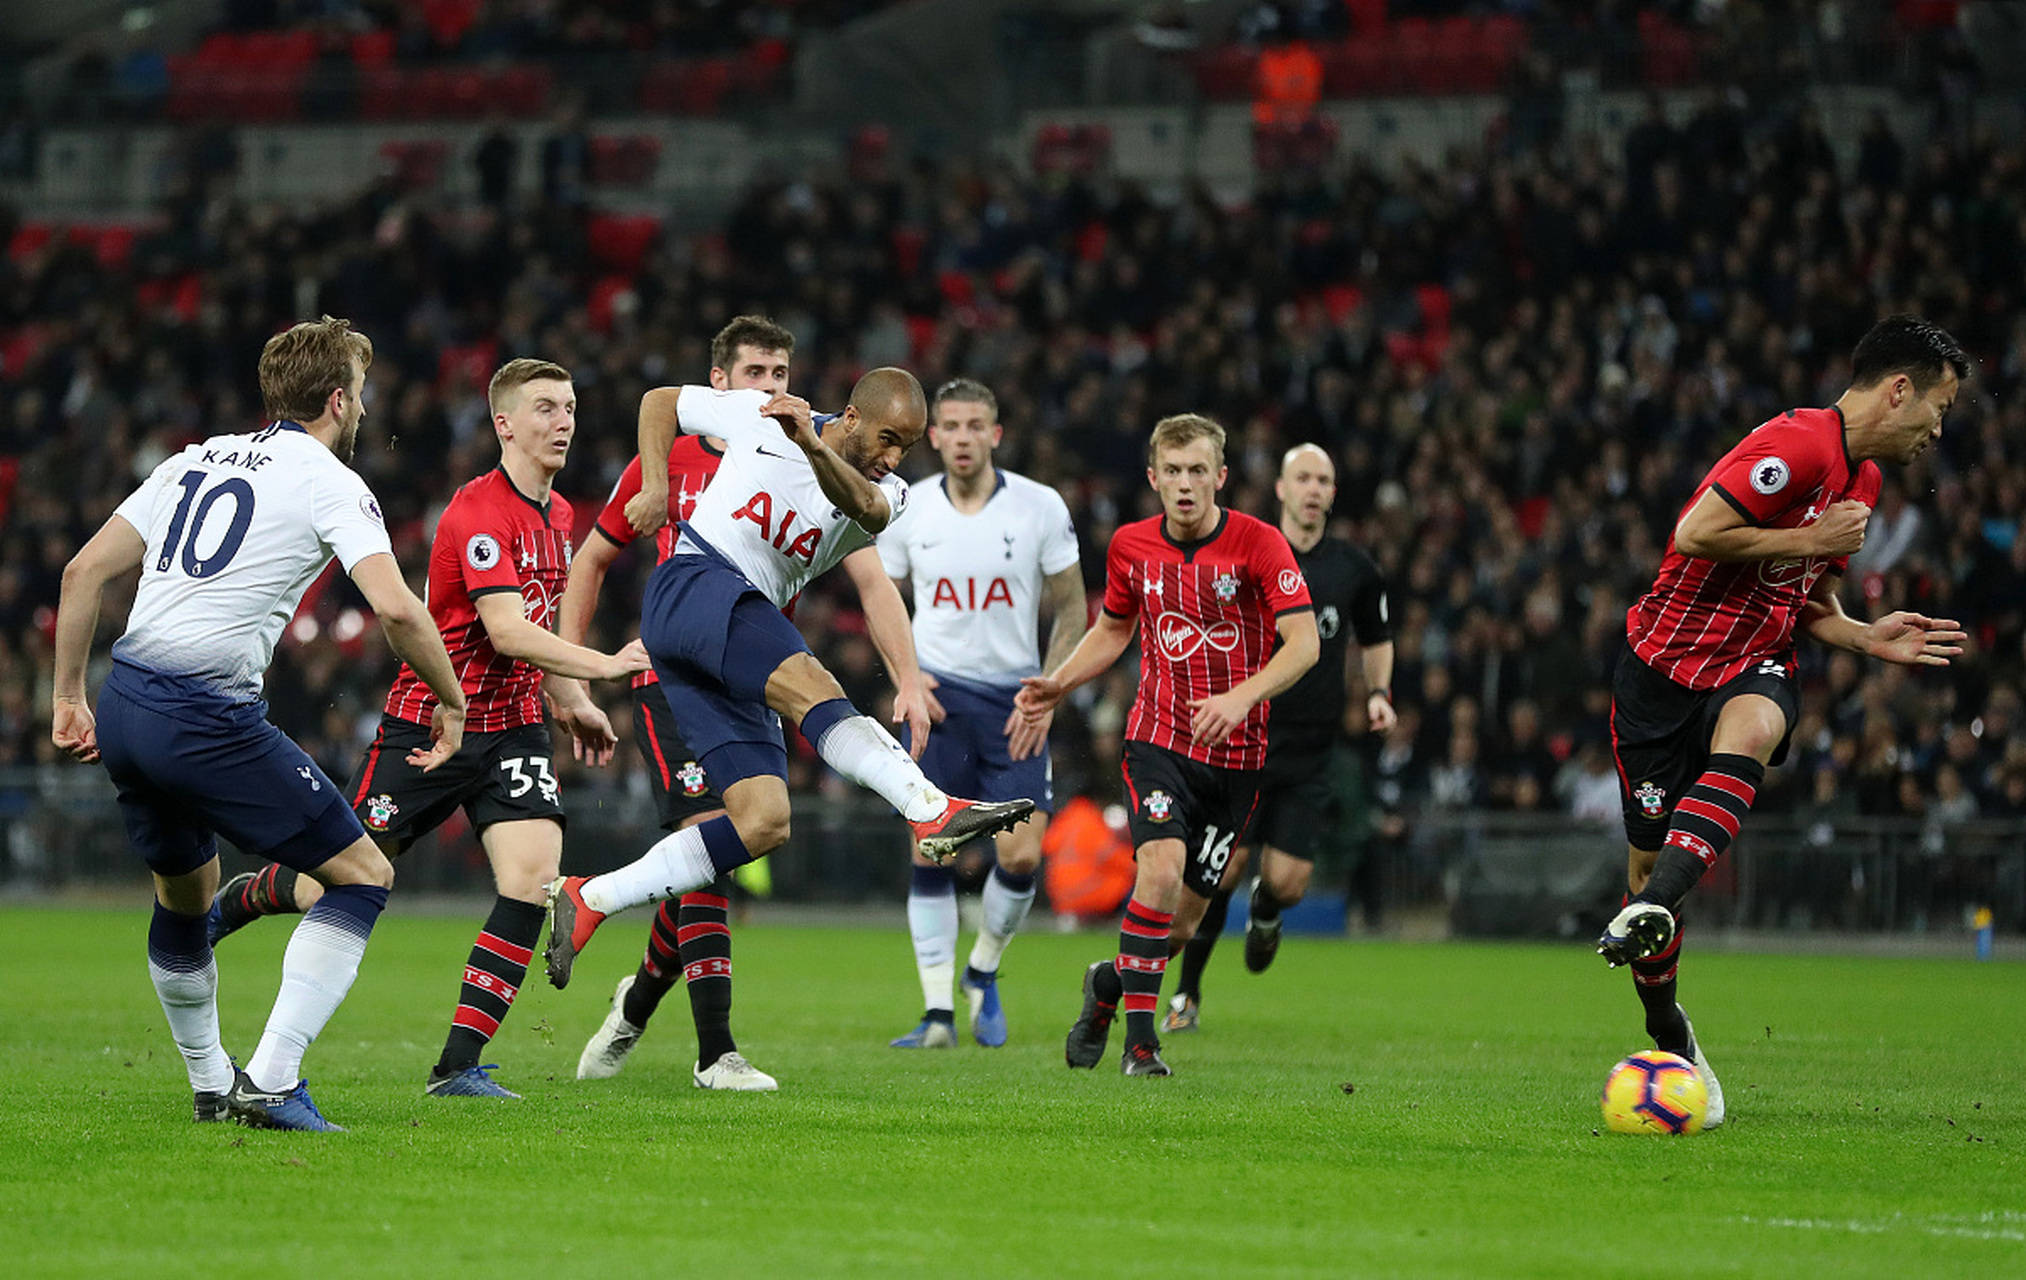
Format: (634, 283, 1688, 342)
(930, 577, 1014, 610)
(732, 491, 823, 563)
(1155, 611, 1240, 662)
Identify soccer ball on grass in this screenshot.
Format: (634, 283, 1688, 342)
(1600, 1050, 1709, 1135)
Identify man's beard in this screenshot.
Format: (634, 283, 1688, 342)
(337, 417, 359, 463)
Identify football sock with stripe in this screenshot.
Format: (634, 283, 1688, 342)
(802, 698, 948, 824)
(1117, 897, 1174, 1047)
(247, 883, 388, 1092)
(908, 863, 958, 1017)
(1638, 753, 1764, 911)
(1630, 912, 1691, 1057)
(216, 863, 303, 934)
(147, 902, 234, 1095)
(1248, 881, 1285, 927)
(622, 901, 685, 1026)
(677, 880, 737, 1067)
(1172, 888, 1231, 1000)
(967, 863, 1036, 975)
(436, 895, 544, 1076)
(582, 816, 751, 914)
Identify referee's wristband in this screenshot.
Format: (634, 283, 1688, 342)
(1368, 688, 1392, 703)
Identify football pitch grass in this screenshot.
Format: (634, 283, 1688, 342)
(3, 905, 2019, 1279)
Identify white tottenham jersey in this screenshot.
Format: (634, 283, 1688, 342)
(672, 385, 909, 608)
(112, 423, 393, 700)
(878, 469, 1080, 687)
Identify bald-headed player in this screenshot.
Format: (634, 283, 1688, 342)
(1164, 443, 1397, 1031)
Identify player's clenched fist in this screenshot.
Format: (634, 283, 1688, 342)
(625, 484, 669, 537)
(1807, 499, 1870, 558)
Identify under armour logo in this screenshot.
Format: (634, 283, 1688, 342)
(298, 766, 321, 792)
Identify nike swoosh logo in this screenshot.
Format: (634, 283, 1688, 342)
(920, 541, 940, 549)
(754, 446, 794, 460)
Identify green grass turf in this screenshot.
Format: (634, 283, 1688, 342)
(1, 905, 2019, 1279)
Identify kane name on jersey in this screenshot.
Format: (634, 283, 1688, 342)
(1101, 510, 1311, 771)
(384, 467, 575, 732)
(1628, 406, 1882, 690)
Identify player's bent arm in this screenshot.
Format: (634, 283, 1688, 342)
(1025, 610, 1135, 706)
(1041, 565, 1091, 672)
(635, 388, 682, 499)
(52, 516, 147, 702)
(473, 592, 639, 681)
(804, 436, 893, 532)
(349, 553, 466, 712)
(1673, 489, 1835, 562)
(1228, 609, 1322, 708)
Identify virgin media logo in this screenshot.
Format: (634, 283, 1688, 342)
(1156, 612, 1240, 661)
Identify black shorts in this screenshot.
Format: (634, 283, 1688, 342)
(1121, 740, 1261, 898)
(1248, 734, 1339, 862)
(1610, 651, 1798, 851)
(349, 715, 564, 852)
(632, 683, 724, 831)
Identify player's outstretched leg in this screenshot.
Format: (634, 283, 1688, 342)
(545, 815, 755, 988)
(206, 864, 305, 947)
(147, 899, 238, 1121)
(1165, 888, 1230, 1033)
(893, 863, 958, 1048)
(960, 861, 1038, 1048)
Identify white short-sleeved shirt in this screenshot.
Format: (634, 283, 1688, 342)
(112, 422, 392, 699)
(878, 469, 1081, 688)
(673, 386, 910, 608)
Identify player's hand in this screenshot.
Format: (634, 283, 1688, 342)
(1015, 674, 1066, 720)
(893, 678, 933, 761)
(625, 484, 670, 538)
(760, 393, 817, 449)
(1187, 689, 1254, 747)
(1808, 500, 1870, 558)
(51, 698, 99, 764)
(1867, 612, 1967, 667)
(1003, 703, 1052, 761)
(1366, 691, 1399, 734)
(412, 702, 467, 772)
(920, 672, 947, 724)
(606, 638, 653, 680)
(554, 699, 620, 767)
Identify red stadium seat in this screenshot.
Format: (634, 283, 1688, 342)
(6, 223, 53, 261)
(351, 30, 396, 68)
(491, 65, 555, 118)
(586, 274, 634, 334)
(586, 214, 661, 274)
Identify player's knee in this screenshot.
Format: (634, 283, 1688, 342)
(1266, 867, 1308, 904)
(325, 840, 396, 889)
(732, 807, 791, 856)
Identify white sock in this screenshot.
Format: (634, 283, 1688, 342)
(968, 870, 1037, 976)
(149, 958, 234, 1094)
(582, 825, 715, 916)
(246, 909, 373, 1092)
(908, 884, 958, 1014)
(814, 715, 947, 822)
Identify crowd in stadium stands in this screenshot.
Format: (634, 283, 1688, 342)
(4, 83, 2026, 876)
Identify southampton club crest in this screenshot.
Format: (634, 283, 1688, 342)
(364, 793, 399, 831)
(677, 760, 709, 798)
(1634, 781, 1665, 819)
(1144, 790, 1174, 822)
(1212, 571, 1239, 603)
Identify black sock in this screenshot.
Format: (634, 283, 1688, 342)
(677, 877, 737, 1068)
(1635, 846, 1708, 914)
(1117, 897, 1174, 1047)
(436, 896, 544, 1077)
(623, 901, 684, 1026)
(1250, 882, 1284, 926)
(1637, 753, 1763, 909)
(1629, 916, 1689, 1056)
(1173, 890, 1230, 1000)
(217, 863, 302, 933)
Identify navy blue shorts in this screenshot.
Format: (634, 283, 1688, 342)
(902, 672, 1053, 813)
(639, 538, 802, 788)
(96, 661, 364, 877)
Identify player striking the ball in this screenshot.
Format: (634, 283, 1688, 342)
(1597, 314, 1971, 1127)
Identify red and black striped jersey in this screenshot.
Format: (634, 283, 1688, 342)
(383, 467, 575, 732)
(1628, 406, 1882, 690)
(591, 436, 723, 689)
(1101, 509, 1311, 771)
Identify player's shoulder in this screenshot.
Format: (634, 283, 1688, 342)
(1748, 406, 1844, 457)
(1222, 508, 1287, 547)
(1109, 514, 1166, 551)
(668, 434, 724, 474)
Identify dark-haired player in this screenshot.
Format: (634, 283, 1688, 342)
(210, 358, 650, 1100)
(1599, 314, 1971, 1126)
(1164, 443, 1395, 1032)
(1017, 414, 1318, 1076)
(557, 316, 794, 1091)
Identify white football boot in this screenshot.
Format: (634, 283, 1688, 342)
(694, 1050, 779, 1091)
(577, 974, 646, 1080)
(1678, 1008, 1725, 1128)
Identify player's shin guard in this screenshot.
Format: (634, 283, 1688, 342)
(622, 902, 685, 1026)
(147, 903, 233, 1095)
(1640, 753, 1765, 910)
(1172, 889, 1231, 999)
(437, 896, 544, 1076)
(676, 882, 736, 1068)
(802, 698, 948, 823)
(247, 884, 389, 1092)
(967, 863, 1035, 975)
(909, 863, 958, 1016)
(1117, 898, 1175, 1047)
(1629, 916, 1691, 1057)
